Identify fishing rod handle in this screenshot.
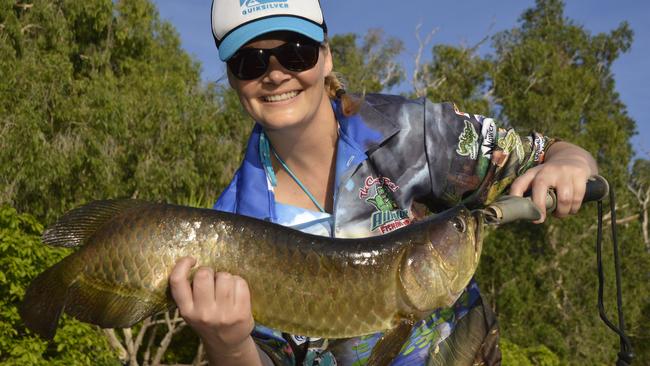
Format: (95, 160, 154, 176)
(582, 174, 609, 203)
(534, 174, 609, 212)
(484, 175, 609, 224)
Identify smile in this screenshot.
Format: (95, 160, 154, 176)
(261, 91, 300, 102)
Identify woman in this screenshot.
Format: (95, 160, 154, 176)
(169, 1, 598, 365)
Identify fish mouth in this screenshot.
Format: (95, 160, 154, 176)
(471, 209, 485, 254)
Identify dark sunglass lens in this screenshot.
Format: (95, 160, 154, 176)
(276, 42, 319, 72)
(228, 49, 269, 80)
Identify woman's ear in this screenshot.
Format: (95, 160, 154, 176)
(322, 43, 333, 76)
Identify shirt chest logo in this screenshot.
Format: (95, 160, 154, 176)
(359, 176, 411, 234)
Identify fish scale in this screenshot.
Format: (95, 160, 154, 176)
(20, 199, 482, 346)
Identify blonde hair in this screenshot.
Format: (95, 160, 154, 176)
(321, 39, 362, 117)
(324, 72, 362, 117)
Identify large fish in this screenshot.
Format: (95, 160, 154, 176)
(20, 199, 483, 362)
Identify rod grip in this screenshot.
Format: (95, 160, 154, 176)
(535, 175, 609, 211)
(583, 175, 609, 203)
(484, 175, 610, 224)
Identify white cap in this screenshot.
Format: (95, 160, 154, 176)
(211, 0, 327, 61)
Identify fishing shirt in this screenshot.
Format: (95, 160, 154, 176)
(214, 93, 554, 366)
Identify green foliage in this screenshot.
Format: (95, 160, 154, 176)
(417, 44, 493, 116)
(414, 0, 648, 363)
(329, 29, 405, 93)
(0, 0, 251, 224)
(501, 338, 561, 366)
(492, 0, 635, 185)
(484, 1, 646, 363)
(0, 0, 250, 363)
(0, 205, 119, 364)
(1, 0, 648, 364)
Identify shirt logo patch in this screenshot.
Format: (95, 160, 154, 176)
(456, 120, 479, 159)
(497, 129, 525, 163)
(532, 132, 547, 163)
(359, 176, 411, 234)
(480, 118, 497, 160)
(359, 176, 399, 199)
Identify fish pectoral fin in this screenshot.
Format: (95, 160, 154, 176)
(64, 276, 169, 329)
(367, 317, 415, 366)
(42, 199, 151, 248)
(427, 301, 498, 366)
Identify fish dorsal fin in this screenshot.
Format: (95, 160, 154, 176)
(42, 199, 150, 248)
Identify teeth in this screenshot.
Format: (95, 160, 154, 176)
(262, 91, 299, 102)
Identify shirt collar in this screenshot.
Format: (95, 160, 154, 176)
(215, 98, 401, 220)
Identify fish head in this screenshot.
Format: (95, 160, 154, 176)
(398, 206, 483, 314)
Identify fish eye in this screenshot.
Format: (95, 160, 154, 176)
(450, 217, 466, 233)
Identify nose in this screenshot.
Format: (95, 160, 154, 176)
(262, 55, 292, 84)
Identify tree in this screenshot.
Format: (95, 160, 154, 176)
(413, 0, 648, 364)
(329, 29, 405, 94)
(0, 0, 252, 225)
(1, 0, 249, 363)
(416, 43, 493, 117)
(487, 2, 645, 364)
(3, 0, 647, 364)
(628, 159, 650, 252)
(0, 205, 119, 365)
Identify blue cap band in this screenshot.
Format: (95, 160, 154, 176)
(219, 16, 325, 61)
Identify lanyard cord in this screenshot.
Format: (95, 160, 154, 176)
(271, 147, 326, 213)
(597, 187, 634, 365)
(259, 132, 326, 213)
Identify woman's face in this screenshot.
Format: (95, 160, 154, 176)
(227, 33, 333, 132)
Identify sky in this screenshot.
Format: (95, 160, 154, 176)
(151, 0, 648, 159)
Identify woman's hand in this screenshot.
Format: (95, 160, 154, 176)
(509, 141, 598, 223)
(169, 257, 262, 365)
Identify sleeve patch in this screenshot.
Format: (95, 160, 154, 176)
(480, 118, 497, 160)
(456, 120, 479, 159)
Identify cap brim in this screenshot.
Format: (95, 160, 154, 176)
(219, 16, 325, 61)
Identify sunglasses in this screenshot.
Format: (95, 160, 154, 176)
(227, 39, 321, 80)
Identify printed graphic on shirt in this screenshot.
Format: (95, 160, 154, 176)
(303, 338, 337, 366)
(477, 118, 498, 179)
(497, 129, 525, 163)
(480, 118, 497, 160)
(532, 132, 547, 163)
(358, 176, 399, 199)
(291, 335, 308, 346)
(359, 176, 411, 234)
(456, 120, 479, 159)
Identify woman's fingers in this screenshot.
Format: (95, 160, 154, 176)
(510, 167, 550, 223)
(510, 161, 592, 222)
(214, 272, 235, 308)
(193, 267, 217, 309)
(509, 166, 539, 197)
(169, 260, 255, 351)
(169, 256, 197, 313)
(554, 178, 573, 217)
(571, 176, 586, 215)
(530, 173, 550, 223)
(233, 276, 251, 310)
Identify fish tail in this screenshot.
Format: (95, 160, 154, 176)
(21, 255, 168, 339)
(20, 259, 75, 339)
